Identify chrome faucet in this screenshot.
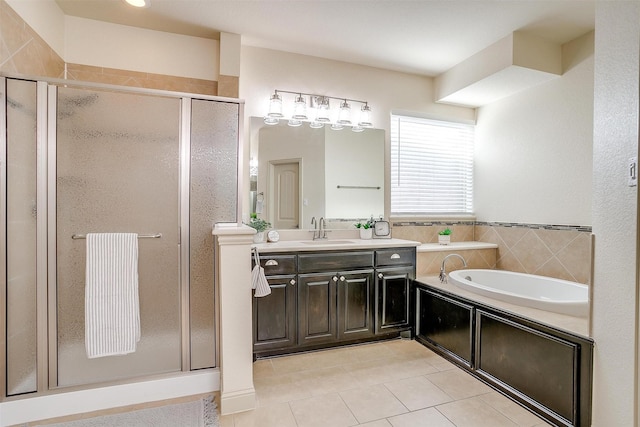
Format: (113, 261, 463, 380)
(311, 216, 319, 240)
(440, 253, 467, 283)
(318, 217, 327, 239)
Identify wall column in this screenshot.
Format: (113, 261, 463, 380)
(218, 32, 241, 98)
(212, 223, 255, 415)
(592, 2, 640, 425)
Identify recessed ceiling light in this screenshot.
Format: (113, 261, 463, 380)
(123, 0, 149, 8)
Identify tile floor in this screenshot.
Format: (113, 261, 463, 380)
(220, 339, 552, 427)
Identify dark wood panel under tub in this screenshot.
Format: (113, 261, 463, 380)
(416, 288, 474, 367)
(413, 280, 593, 427)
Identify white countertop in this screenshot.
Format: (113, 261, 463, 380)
(416, 275, 590, 339)
(253, 238, 421, 253)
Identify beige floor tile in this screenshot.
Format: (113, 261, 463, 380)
(219, 414, 235, 427)
(289, 392, 358, 427)
(388, 356, 441, 377)
(254, 373, 315, 406)
(387, 407, 456, 427)
(231, 402, 298, 427)
(252, 359, 276, 379)
(291, 365, 361, 395)
(426, 367, 492, 400)
(358, 420, 393, 427)
(477, 391, 552, 426)
(346, 341, 396, 361)
(340, 383, 409, 424)
(269, 352, 317, 374)
(382, 338, 438, 358)
(384, 376, 453, 410)
(436, 396, 519, 427)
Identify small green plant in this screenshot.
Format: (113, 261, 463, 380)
(354, 220, 372, 229)
(439, 228, 452, 236)
(246, 213, 271, 232)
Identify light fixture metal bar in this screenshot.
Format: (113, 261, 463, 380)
(274, 89, 368, 105)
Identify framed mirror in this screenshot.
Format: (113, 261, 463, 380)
(249, 117, 385, 229)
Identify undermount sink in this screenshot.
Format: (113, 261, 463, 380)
(301, 240, 355, 245)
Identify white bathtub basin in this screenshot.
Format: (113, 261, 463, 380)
(448, 269, 589, 317)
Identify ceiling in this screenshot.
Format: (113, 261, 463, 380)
(54, 0, 596, 77)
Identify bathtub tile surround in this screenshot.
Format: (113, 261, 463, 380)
(393, 221, 592, 284)
(416, 248, 497, 277)
(392, 221, 475, 244)
(475, 223, 591, 284)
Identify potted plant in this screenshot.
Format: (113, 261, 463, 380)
(247, 213, 271, 243)
(355, 220, 373, 240)
(438, 228, 452, 245)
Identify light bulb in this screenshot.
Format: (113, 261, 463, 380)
(337, 100, 351, 125)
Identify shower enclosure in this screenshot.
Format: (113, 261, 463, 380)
(1, 76, 241, 398)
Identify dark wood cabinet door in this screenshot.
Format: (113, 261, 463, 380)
(375, 266, 412, 334)
(416, 287, 474, 367)
(337, 269, 375, 340)
(253, 274, 297, 351)
(298, 272, 338, 346)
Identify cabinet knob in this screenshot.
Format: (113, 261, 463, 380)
(390, 253, 401, 259)
(332, 276, 338, 282)
(340, 276, 346, 282)
(378, 273, 384, 279)
(290, 279, 296, 285)
(265, 259, 279, 266)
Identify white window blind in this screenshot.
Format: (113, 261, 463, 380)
(390, 115, 474, 215)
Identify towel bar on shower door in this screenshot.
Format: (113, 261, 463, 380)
(71, 233, 163, 239)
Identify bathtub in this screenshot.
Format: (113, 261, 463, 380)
(448, 269, 589, 317)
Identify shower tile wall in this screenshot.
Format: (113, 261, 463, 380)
(0, 0, 64, 78)
(0, 1, 219, 95)
(392, 222, 592, 284)
(65, 63, 218, 96)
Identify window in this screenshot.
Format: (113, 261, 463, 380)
(390, 114, 474, 216)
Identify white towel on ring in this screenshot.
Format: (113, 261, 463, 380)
(85, 233, 140, 358)
(252, 248, 271, 298)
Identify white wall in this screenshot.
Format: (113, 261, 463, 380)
(64, 16, 219, 80)
(6, 0, 65, 57)
(474, 31, 594, 226)
(591, 3, 639, 425)
(240, 46, 476, 221)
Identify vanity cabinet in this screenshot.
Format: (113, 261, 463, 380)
(252, 246, 415, 357)
(298, 251, 375, 347)
(375, 248, 415, 335)
(252, 255, 297, 352)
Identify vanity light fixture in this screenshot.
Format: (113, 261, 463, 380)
(123, 0, 150, 7)
(337, 100, 352, 125)
(264, 90, 372, 131)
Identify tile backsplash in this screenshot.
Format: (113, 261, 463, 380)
(393, 221, 592, 285)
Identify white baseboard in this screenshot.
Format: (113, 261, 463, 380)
(0, 369, 220, 427)
(220, 387, 256, 415)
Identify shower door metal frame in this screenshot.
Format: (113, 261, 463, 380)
(0, 77, 6, 401)
(1, 74, 243, 397)
(0, 78, 51, 398)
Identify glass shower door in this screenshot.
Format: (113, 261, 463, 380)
(55, 86, 182, 387)
(4, 78, 38, 395)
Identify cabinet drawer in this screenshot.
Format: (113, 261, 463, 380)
(255, 254, 297, 276)
(298, 251, 374, 273)
(375, 248, 415, 267)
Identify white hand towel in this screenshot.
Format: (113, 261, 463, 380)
(85, 233, 140, 358)
(252, 248, 271, 298)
